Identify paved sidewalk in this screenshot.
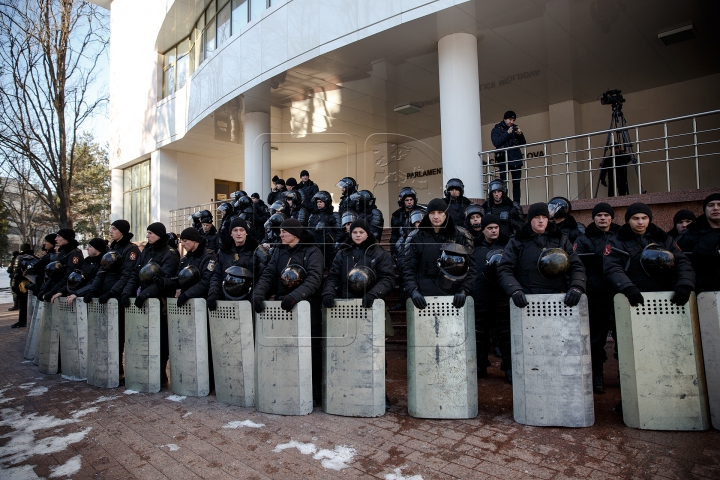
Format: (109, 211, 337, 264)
(0, 304, 718, 479)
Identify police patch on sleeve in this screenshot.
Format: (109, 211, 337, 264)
(573, 243, 577, 251)
(207, 260, 216, 272)
(72, 256, 79, 264)
(129, 252, 137, 261)
(603, 244, 612, 256)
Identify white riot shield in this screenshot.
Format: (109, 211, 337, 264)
(208, 300, 255, 407)
(23, 293, 39, 360)
(86, 299, 120, 388)
(124, 298, 161, 393)
(57, 298, 88, 381)
(615, 292, 709, 431)
(37, 301, 60, 375)
(698, 291, 720, 429)
(407, 296, 478, 419)
(255, 300, 312, 416)
(31, 300, 46, 366)
(322, 298, 385, 417)
(167, 298, 210, 397)
(510, 294, 594, 427)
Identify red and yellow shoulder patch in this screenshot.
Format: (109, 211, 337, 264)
(573, 243, 577, 251)
(72, 256, 79, 264)
(129, 252, 137, 261)
(603, 244, 612, 256)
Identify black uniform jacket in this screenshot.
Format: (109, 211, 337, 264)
(89, 234, 141, 298)
(66, 254, 102, 297)
(473, 233, 510, 322)
(32, 248, 57, 296)
(123, 235, 180, 300)
(208, 235, 268, 300)
(390, 207, 411, 257)
(555, 214, 586, 243)
(298, 180, 319, 211)
(289, 204, 309, 226)
(604, 223, 694, 294)
(574, 222, 620, 307)
(253, 230, 324, 303)
(358, 207, 384, 240)
(497, 221, 586, 296)
(443, 195, 471, 228)
(173, 239, 215, 299)
(481, 195, 524, 238)
(403, 214, 476, 297)
(491, 121, 527, 165)
(47, 241, 85, 296)
(201, 225, 221, 252)
(677, 215, 720, 293)
(323, 232, 395, 300)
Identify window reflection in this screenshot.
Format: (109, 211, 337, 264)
(123, 161, 151, 237)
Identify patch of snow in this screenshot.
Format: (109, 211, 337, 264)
(181, 412, 192, 418)
(274, 440, 317, 455)
(384, 466, 423, 480)
(223, 420, 264, 429)
(123, 390, 138, 395)
(18, 384, 35, 390)
(273, 441, 356, 470)
(160, 444, 179, 451)
(21, 361, 32, 364)
(91, 396, 119, 404)
(166, 395, 186, 402)
(26, 387, 47, 397)
(48, 454, 82, 478)
(0, 463, 40, 479)
(71, 407, 99, 419)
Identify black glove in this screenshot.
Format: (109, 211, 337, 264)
(176, 293, 189, 307)
(600, 178, 607, 187)
(121, 295, 131, 308)
(511, 290, 529, 308)
(252, 296, 266, 314)
(362, 294, 375, 309)
(452, 291, 467, 308)
(315, 221, 325, 232)
(281, 293, 298, 312)
(134, 296, 145, 308)
(564, 287, 583, 307)
(410, 290, 427, 310)
(207, 296, 218, 311)
(98, 291, 114, 304)
(672, 285, 692, 306)
(153, 275, 165, 290)
(624, 287, 644, 307)
(322, 295, 335, 309)
(83, 295, 94, 304)
(43, 292, 53, 302)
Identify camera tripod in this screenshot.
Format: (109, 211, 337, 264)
(594, 103, 645, 197)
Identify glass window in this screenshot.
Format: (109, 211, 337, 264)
(197, 13, 205, 64)
(176, 39, 189, 89)
(250, 0, 265, 21)
(217, 1, 231, 46)
(206, 0, 216, 20)
(162, 47, 176, 98)
(205, 17, 216, 57)
(232, 0, 248, 31)
(123, 160, 151, 237)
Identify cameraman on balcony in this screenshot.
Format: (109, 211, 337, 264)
(491, 111, 526, 204)
(599, 145, 631, 197)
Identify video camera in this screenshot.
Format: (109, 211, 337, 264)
(600, 89, 625, 108)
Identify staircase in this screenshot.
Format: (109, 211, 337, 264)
(379, 228, 407, 351)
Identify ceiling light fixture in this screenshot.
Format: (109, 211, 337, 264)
(394, 103, 422, 115)
(658, 23, 696, 46)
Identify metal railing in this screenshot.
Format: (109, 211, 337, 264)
(478, 109, 720, 203)
(169, 199, 227, 235)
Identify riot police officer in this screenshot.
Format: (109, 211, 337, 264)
(10, 243, 34, 328)
(351, 190, 384, 239)
(298, 169, 319, 211)
(52, 237, 108, 305)
(122, 222, 180, 386)
(464, 203, 484, 241)
(207, 217, 269, 309)
(41, 229, 84, 301)
(443, 178, 472, 227)
(216, 202, 235, 245)
(307, 190, 340, 269)
(233, 195, 263, 241)
(334, 210, 358, 256)
(251, 194, 271, 240)
(252, 218, 325, 404)
(677, 193, 720, 293)
(403, 198, 476, 310)
(481, 179, 524, 238)
(574, 203, 620, 393)
(336, 177, 358, 214)
(285, 190, 309, 226)
(548, 196, 585, 243)
(199, 211, 220, 251)
(390, 187, 418, 257)
(29, 234, 57, 298)
(472, 214, 512, 381)
(267, 178, 286, 205)
(668, 209, 696, 239)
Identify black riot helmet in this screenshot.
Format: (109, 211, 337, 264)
(312, 190, 331, 206)
(233, 195, 252, 211)
(347, 265, 376, 298)
(230, 190, 248, 200)
(484, 249, 504, 281)
(341, 210, 358, 228)
(336, 177, 357, 196)
(640, 243, 675, 277)
(100, 251, 123, 273)
(465, 204, 484, 220)
(238, 212, 254, 231)
(20, 255, 39, 275)
(436, 243, 471, 294)
(284, 190, 302, 205)
(178, 265, 201, 289)
(444, 178, 465, 197)
(222, 266, 254, 300)
(409, 207, 426, 225)
(548, 197, 571, 220)
(67, 269, 85, 293)
(45, 261, 66, 281)
(167, 232, 179, 249)
(139, 262, 162, 286)
(217, 202, 233, 214)
(398, 187, 417, 207)
(350, 190, 375, 210)
(280, 264, 307, 290)
(190, 211, 203, 224)
(537, 248, 570, 279)
(264, 212, 287, 231)
(488, 179, 507, 196)
(270, 199, 289, 216)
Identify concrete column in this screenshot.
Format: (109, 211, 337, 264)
(150, 149, 178, 227)
(244, 112, 271, 199)
(110, 169, 124, 222)
(438, 33, 483, 199)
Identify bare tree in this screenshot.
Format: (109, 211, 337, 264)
(0, 0, 108, 228)
(0, 167, 55, 248)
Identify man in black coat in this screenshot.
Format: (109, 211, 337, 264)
(403, 198, 476, 310)
(267, 178, 287, 205)
(252, 219, 325, 404)
(307, 191, 340, 269)
(599, 145, 631, 197)
(30, 234, 57, 298)
(199, 213, 221, 252)
(443, 178, 472, 228)
(53, 237, 108, 304)
(549, 196, 585, 243)
(574, 203, 620, 394)
(668, 209, 695, 239)
(336, 177, 359, 215)
(42, 229, 84, 301)
(10, 243, 35, 328)
(298, 170, 319, 212)
(491, 111, 526, 203)
(604, 203, 694, 307)
(122, 222, 180, 386)
(481, 180, 524, 238)
(390, 187, 418, 258)
(353, 190, 384, 240)
(677, 193, 720, 293)
(471, 214, 511, 381)
(285, 190, 309, 226)
(207, 217, 269, 309)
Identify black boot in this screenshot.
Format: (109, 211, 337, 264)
(613, 401, 623, 415)
(11, 321, 26, 328)
(505, 369, 512, 385)
(593, 373, 605, 394)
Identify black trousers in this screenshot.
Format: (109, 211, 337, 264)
(606, 164, 629, 196)
(499, 160, 523, 203)
(17, 291, 28, 325)
(589, 305, 616, 373)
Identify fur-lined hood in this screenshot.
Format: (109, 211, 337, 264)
(515, 220, 562, 240)
(616, 222, 668, 241)
(584, 222, 620, 238)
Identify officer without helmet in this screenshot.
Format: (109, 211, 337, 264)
(677, 193, 720, 293)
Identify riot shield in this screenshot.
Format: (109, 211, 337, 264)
(37, 301, 59, 375)
(23, 293, 39, 360)
(167, 298, 210, 397)
(698, 291, 720, 429)
(57, 298, 88, 381)
(86, 299, 120, 388)
(124, 298, 161, 393)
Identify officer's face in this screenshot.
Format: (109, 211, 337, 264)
(87, 245, 100, 257)
(404, 197, 415, 209)
(146, 231, 161, 244)
(316, 200, 325, 210)
(251, 197, 258, 203)
(344, 222, 352, 232)
(493, 190, 503, 202)
(43, 241, 53, 250)
(352, 227, 368, 245)
(676, 219, 692, 234)
(628, 214, 649, 235)
(279, 229, 299, 246)
(56, 236, 68, 247)
(201, 223, 212, 233)
(531, 215, 548, 234)
(469, 213, 482, 228)
(504, 118, 515, 127)
(429, 210, 446, 227)
(181, 238, 199, 252)
(594, 212, 612, 230)
(448, 188, 460, 198)
(232, 226, 247, 245)
(287, 185, 294, 191)
(109, 225, 123, 241)
(483, 224, 500, 241)
(301, 175, 309, 182)
(707, 200, 720, 224)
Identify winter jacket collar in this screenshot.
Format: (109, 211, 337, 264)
(185, 238, 207, 258)
(489, 195, 514, 209)
(515, 221, 562, 241)
(110, 233, 134, 250)
(685, 214, 719, 232)
(220, 235, 258, 253)
(444, 195, 471, 206)
(418, 212, 457, 237)
(59, 239, 80, 252)
(147, 234, 169, 251)
(616, 222, 668, 242)
(84, 254, 102, 265)
(584, 222, 620, 238)
(478, 233, 510, 249)
(556, 214, 579, 230)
